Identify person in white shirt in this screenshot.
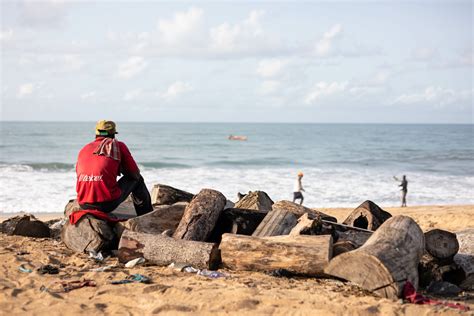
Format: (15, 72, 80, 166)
(292, 172, 305, 205)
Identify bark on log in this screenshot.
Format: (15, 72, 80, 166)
(342, 200, 392, 230)
(208, 208, 267, 243)
(117, 202, 188, 237)
(220, 233, 333, 276)
(234, 191, 274, 212)
(252, 209, 298, 237)
(273, 200, 337, 222)
(0, 214, 50, 238)
(453, 229, 474, 290)
(333, 241, 357, 257)
(335, 229, 373, 248)
(173, 189, 226, 241)
(118, 230, 220, 269)
(424, 229, 459, 260)
(151, 184, 194, 206)
(61, 215, 117, 253)
(325, 215, 424, 299)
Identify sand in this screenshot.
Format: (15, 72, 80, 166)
(1, 205, 473, 315)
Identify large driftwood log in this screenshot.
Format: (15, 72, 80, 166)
(118, 230, 220, 269)
(151, 184, 194, 206)
(208, 208, 267, 243)
(234, 191, 274, 211)
(117, 202, 187, 237)
(424, 229, 459, 260)
(325, 215, 424, 299)
(0, 214, 50, 238)
(220, 233, 333, 276)
(173, 189, 226, 241)
(342, 200, 392, 230)
(453, 229, 474, 290)
(252, 209, 298, 237)
(61, 215, 117, 253)
(273, 200, 337, 222)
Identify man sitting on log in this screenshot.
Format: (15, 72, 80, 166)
(75, 120, 153, 217)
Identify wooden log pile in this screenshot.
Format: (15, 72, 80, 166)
(54, 186, 473, 300)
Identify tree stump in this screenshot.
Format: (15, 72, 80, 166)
(151, 184, 194, 206)
(234, 191, 274, 211)
(118, 230, 220, 269)
(208, 208, 268, 243)
(453, 229, 474, 290)
(425, 229, 459, 260)
(272, 200, 337, 222)
(220, 233, 333, 276)
(342, 200, 392, 230)
(325, 215, 424, 299)
(252, 209, 298, 237)
(173, 189, 226, 241)
(61, 215, 117, 253)
(0, 214, 50, 238)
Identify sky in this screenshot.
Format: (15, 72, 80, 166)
(0, 0, 473, 123)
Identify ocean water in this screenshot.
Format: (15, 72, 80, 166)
(0, 122, 473, 213)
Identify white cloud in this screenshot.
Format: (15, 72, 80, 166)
(257, 59, 285, 78)
(0, 29, 13, 41)
(117, 56, 148, 79)
(159, 81, 193, 100)
(305, 81, 347, 104)
(158, 7, 204, 45)
(411, 47, 437, 61)
(17, 83, 35, 98)
(210, 10, 267, 53)
(18, 0, 69, 28)
(81, 91, 96, 100)
(314, 24, 342, 57)
(123, 89, 143, 101)
(391, 86, 472, 106)
(259, 80, 280, 95)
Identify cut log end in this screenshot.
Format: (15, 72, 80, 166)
(425, 229, 459, 260)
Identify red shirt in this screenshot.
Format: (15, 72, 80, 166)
(76, 137, 139, 204)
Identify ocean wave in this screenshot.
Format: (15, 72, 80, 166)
(0, 162, 74, 172)
(139, 162, 191, 169)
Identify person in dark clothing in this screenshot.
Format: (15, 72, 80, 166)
(76, 120, 153, 216)
(393, 175, 408, 207)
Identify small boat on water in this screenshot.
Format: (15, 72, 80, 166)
(228, 134, 248, 141)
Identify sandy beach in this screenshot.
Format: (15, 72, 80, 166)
(1, 204, 473, 315)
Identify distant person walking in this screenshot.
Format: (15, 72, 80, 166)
(393, 175, 408, 207)
(293, 172, 305, 205)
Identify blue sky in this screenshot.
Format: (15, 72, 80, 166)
(1, 1, 472, 123)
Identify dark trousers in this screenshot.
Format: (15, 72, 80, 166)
(80, 175, 153, 216)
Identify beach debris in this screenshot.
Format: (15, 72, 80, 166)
(168, 262, 192, 272)
(197, 269, 228, 279)
(234, 191, 273, 212)
(118, 231, 220, 270)
(47, 218, 67, 239)
(220, 234, 332, 276)
(150, 184, 194, 206)
(37, 264, 59, 275)
(169, 263, 228, 278)
(61, 214, 117, 253)
(125, 257, 145, 268)
(41, 279, 96, 293)
(0, 214, 50, 238)
(207, 208, 267, 243)
(183, 266, 199, 273)
(89, 251, 106, 261)
(402, 281, 469, 311)
(342, 200, 392, 231)
(173, 189, 226, 241)
(266, 269, 294, 278)
(111, 274, 151, 285)
(325, 216, 424, 299)
(19, 265, 32, 273)
(90, 265, 117, 272)
(16, 251, 30, 255)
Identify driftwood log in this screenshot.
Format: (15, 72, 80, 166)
(116, 202, 188, 237)
(335, 229, 373, 247)
(273, 200, 337, 222)
(234, 191, 274, 211)
(289, 213, 318, 236)
(151, 184, 194, 206)
(418, 254, 465, 288)
(342, 200, 392, 230)
(61, 215, 117, 253)
(453, 229, 474, 290)
(173, 189, 226, 241)
(220, 233, 333, 276)
(252, 209, 298, 237)
(325, 215, 424, 299)
(333, 241, 357, 257)
(208, 208, 267, 243)
(0, 214, 50, 238)
(118, 230, 220, 269)
(424, 229, 459, 260)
